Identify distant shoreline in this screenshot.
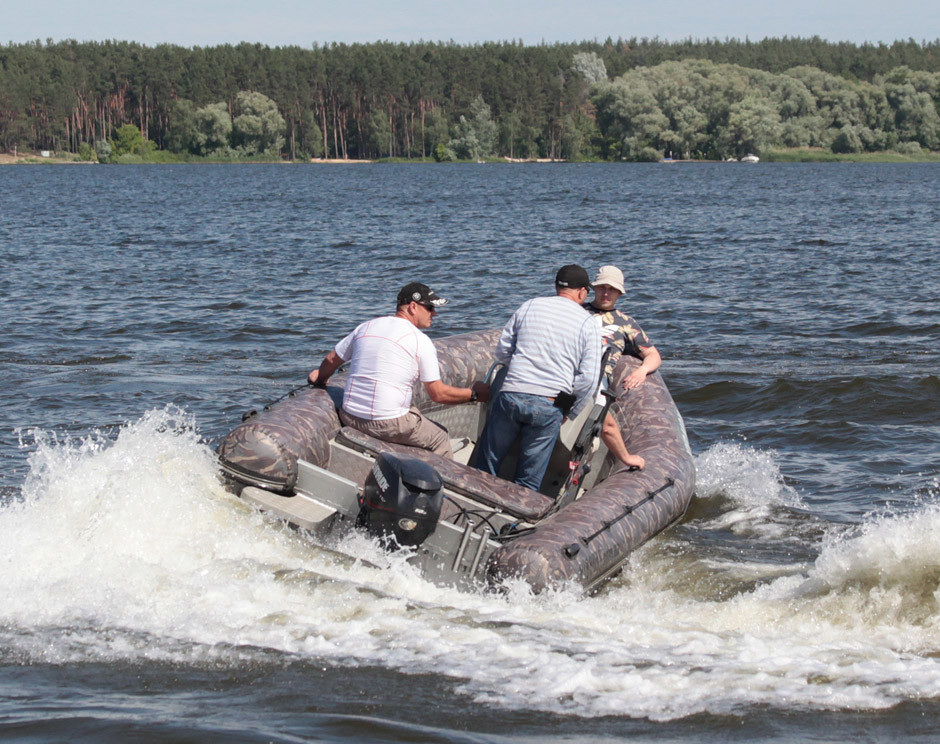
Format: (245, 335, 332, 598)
(3, 150, 938, 165)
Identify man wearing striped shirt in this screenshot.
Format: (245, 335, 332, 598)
(474, 265, 603, 491)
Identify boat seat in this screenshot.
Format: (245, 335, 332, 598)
(334, 426, 555, 522)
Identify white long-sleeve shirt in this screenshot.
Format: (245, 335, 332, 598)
(495, 295, 602, 418)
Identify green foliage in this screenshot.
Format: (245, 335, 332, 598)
(166, 99, 200, 154)
(95, 139, 112, 163)
(721, 96, 782, 157)
(560, 110, 603, 160)
(884, 81, 940, 149)
(433, 143, 456, 162)
(591, 57, 940, 159)
(831, 125, 864, 153)
(231, 90, 286, 156)
(895, 140, 924, 154)
(76, 142, 96, 161)
(193, 102, 233, 156)
(637, 146, 664, 162)
(572, 51, 608, 85)
(449, 96, 498, 160)
(110, 124, 154, 157)
(365, 109, 392, 158)
(423, 109, 451, 156)
(499, 111, 539, 159)
(593, 75, 669, 159)
(164, 92, 286, 158)
(298, 109, 324, 159)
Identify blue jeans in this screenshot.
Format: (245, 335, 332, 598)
(474, 392, 564, 491)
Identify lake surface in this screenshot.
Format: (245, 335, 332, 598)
(1, 162, 938, 742)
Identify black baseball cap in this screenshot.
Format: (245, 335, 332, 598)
(555, 264, 592, 290)
(396, 282, 448, 308)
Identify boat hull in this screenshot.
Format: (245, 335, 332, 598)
(484, 356, 695, 592)
(217, 328, 694, 593)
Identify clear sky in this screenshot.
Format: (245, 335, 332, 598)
(4, 0, 937, 48)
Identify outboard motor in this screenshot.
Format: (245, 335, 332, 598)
(359, 453, 444, 547)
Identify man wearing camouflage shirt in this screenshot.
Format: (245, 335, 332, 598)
(583, 265, 662, 470)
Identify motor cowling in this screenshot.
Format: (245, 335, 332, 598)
(359, 453, 444, 547)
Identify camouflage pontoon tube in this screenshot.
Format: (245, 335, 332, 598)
(483, 351, 695, 592)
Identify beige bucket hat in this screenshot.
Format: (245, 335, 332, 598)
(592, 265, 625, 293)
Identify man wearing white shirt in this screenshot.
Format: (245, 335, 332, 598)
(309, 282, 489, 457)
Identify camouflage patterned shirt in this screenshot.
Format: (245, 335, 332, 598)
(582, 304, 653, 379)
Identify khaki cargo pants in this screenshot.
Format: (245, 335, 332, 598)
(339, 407, 453, 458)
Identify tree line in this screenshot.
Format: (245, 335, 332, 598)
(591, 57, 940, 159)
(1, 36, 938, 161)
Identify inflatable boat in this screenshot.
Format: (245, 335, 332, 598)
(217, 329, 695, 593)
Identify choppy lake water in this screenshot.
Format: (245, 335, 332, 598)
(1, 162, 938, 742)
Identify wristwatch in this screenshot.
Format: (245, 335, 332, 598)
(469, 387, 479, 403)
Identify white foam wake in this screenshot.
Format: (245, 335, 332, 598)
(693, 441, 804, 537)
(3, 412, 940, 720)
